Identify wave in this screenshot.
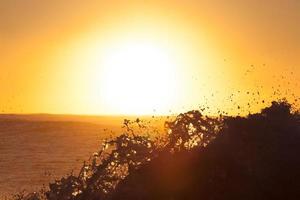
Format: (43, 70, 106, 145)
(11, 100, 300, 200)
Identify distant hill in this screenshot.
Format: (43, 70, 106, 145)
(0, 114, 146, 125)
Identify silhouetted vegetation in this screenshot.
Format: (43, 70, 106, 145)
(12, 100, 300, 200)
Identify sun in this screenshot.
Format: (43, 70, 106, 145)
(100, 41, 180, 115)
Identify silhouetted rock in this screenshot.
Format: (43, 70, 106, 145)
(111, 101, 300, 200)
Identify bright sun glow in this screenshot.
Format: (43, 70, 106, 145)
(100, 41, 179, 115)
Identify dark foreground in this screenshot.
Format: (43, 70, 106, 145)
(13, 101, 300, 200)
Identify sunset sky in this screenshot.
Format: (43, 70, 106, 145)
(0, 0, 299, 115)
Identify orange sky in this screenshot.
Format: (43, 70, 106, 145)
(0, 0, 299, 115)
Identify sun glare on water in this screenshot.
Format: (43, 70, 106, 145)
(99, 41, 180, 115)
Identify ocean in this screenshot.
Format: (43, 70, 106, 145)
(0, 114, 128, 198)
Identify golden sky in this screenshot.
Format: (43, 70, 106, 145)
(0, 0, 299, 115)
